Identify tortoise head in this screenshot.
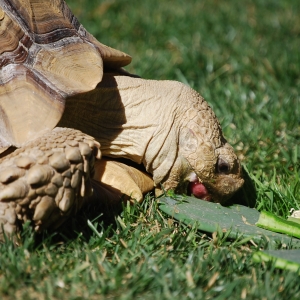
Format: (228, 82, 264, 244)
(158, 90, 244, 204)
(179, 134, 244, 203)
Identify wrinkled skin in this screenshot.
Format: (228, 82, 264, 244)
(60, 74, 244, 203)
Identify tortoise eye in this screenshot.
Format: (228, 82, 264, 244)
(217, 158, 230, 174)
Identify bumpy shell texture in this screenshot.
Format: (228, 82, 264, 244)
(0, 0, 131, 149)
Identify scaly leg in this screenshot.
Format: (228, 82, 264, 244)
(0, 127, 100, 241)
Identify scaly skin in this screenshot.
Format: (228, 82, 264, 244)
(0, 128, 100, 240)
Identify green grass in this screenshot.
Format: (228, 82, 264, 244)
(1, 0, 300, 298)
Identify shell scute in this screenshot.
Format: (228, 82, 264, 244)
(0, 0, 130, 147)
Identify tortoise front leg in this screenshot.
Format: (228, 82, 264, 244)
(92, 159, 154, 204)
(0, 128, 100, 241)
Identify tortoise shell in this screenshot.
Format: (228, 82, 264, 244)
(0, 0, 131, 150)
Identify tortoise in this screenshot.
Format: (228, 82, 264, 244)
(0, 0, 244, 241)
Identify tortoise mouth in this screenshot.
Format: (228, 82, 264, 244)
(187, 175, 212, 201)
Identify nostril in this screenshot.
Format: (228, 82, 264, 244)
(217, 158, 230, 173)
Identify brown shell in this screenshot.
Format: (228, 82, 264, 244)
(0, 0, 131, 149)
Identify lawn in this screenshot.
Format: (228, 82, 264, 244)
(1, 0, 300, 299)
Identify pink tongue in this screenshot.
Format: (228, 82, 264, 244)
(188, 181, 211, 201)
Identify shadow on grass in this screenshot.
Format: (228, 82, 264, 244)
(33, 191, 124, 248)
(227, 166, 257, 208)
